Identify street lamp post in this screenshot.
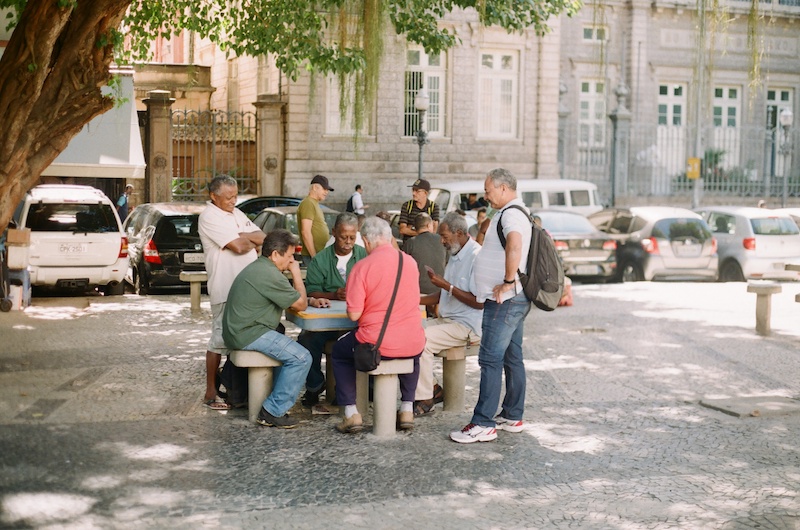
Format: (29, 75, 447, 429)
(779, 108, 793, 208)
(414, 88, 430, 181)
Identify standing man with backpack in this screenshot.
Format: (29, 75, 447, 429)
(450, 168, 532, 444)
(398, 179, 440, 244)
(346, 184, 367, 215)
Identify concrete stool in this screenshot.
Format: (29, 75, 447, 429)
(355, 359, 414, 438)
(434, 343, 478, 412)
(179, 271, 207, 313)
(747, 282, 782, 336)
(229, 349, 283, 423)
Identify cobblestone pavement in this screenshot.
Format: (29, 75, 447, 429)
(1, 282, 800, 529)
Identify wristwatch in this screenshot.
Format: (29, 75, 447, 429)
(503, 278, 515, 284)
(448, 284, 454, 295)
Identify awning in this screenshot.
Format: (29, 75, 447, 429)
(41, 72, 146, 180)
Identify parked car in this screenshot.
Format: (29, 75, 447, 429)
(123, 202, 207, 295)
(11, 184, 128, 295)
(251, 205, 339, 257)
(535, 210, 617, 281)
(235, 195, 301, 219)
(695, 206, 800, 281)
(588, 207, 718, 282)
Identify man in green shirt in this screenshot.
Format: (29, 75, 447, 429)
(298, 213, 367, 407)
(297, 174, 334, 267)
(223, 229, 329, 428)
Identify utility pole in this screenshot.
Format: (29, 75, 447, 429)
(692, 0, 707, 209)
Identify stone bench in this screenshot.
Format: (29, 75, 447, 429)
(747, 282, 782, 336)
(179, 271, 207, 313)
(355, 358, 414, 438)
(229, 349, 283, 423)
(434, 343, 479, 412)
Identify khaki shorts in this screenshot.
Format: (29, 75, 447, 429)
(207, 303, 229, 355)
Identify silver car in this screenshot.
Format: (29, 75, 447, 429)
(589, 207, 718, 282)
(695, 206, 800, 281)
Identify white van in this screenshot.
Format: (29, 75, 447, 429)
(11, 184, 129, 294)
(429, 179, 603, 216)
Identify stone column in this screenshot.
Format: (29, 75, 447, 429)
(558, 81, 570, 179)
(609, 84, 632, 207)
(144, 90, 175, 203)
(254, 94, 286, 196)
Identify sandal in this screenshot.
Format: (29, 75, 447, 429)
(413, 399, 435, 417)
(204, 397, 232, 410)
(432, 384, 444, 404)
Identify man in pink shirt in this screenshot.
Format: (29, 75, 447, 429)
(331, 217, 426, 434)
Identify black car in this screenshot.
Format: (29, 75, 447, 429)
(252, 205, 339, 257)
(236, 195, 301, 219)
(123, 203, 207, 294)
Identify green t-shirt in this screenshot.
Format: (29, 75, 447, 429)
(297, 197, 330, 256)
(222, 257, 301, 349)
(306, 244, 367, 294)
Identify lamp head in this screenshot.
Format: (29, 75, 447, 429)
(779, 108, 793, 129)
(414, 88, 430, 112)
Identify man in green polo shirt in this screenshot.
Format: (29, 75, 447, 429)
(223, 229, 330, 429)
(298, 213, 367, 407)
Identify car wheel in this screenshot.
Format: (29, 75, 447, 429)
(719, 260, 745, 282)
(134, 269, 149, 296)
(620, 260, 644, 282)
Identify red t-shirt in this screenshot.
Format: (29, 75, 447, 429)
(346, 244, 426, 358)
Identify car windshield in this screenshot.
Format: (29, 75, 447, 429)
(750, 217, 800, 236)
(539, 213, 595, 233)
(154, 215, 201, 246)
(25, 203, 119, 233)
(651, 218, 711, 241)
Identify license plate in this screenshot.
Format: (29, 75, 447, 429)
(59, 243, 87, 254)
(673, 244, 700, 257)
(575, 264, 599, 275)
(773, 262, 785, 270)
(184, 253, 205, 264)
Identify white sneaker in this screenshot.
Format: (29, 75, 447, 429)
(450, 423, 498, 444)
(494, 416, 524, 433)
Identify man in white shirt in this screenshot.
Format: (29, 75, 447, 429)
(198, 175, 265, 409)
(450, 168, 532, 444)
(349, 184, 367, 215)
(415, 212, 483, 416)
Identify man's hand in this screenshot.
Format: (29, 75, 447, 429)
(491, 282, 515, 303)
(309, 297, 330, 308)
(287, 260, 302, 278)
(425, 265, 448, 290)
(335, 287, 347, 300)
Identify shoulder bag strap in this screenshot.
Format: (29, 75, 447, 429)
(374, 251, 403, 350)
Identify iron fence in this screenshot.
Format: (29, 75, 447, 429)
(171, 110, 259, 202)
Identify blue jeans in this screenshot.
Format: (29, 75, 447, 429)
(243, 330, 311, 417)
(297, 330, 343, 392)
(471, 291, 531, 427)
(332, 330, 421, 407)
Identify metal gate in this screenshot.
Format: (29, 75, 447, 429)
(171, 110, 259, 202)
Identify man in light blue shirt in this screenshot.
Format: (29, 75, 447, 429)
(415, 211, 483, 416)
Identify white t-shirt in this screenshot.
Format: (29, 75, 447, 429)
(336, 252, 352, 282)
(472, 199, 531, 303)
(198, 201, 261, 305)
(351, 191, 365, 215)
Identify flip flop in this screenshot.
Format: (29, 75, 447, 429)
(432, 384, 444, 405)
(414, 399, 435, 417)
(204, 397, 232, 410)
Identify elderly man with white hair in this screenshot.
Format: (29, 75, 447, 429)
(331, 216, 426, 434)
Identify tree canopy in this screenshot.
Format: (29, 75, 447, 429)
(0, 0, 580, 234)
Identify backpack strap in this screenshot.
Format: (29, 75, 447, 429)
(496, 204, 531, 249)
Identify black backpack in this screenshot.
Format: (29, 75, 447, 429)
(497, 205, 565, 311)
(345, 194, 355, 213)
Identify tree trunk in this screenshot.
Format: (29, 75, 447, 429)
(0, 0, 132, 234)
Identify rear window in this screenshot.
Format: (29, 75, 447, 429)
(154, 215, 200, 245)
(750, 217, 800, 236)
(652, 218, 712, 241)
(25, 203, 119, 233)
(539, 213, 595, 234)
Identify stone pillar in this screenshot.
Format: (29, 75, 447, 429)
(144, 90, 175, 203)
(609, 84, 632, 207)
(558, 81, 570, 179)
(254, 94, 286, 196)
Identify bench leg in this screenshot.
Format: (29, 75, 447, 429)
(247, 366, 274, 423)
(755, 294, 772, 336)
(372, 374, 398, 438)
(189, 282, 202, 313)
(355, 371, 369, 419)
(442, 357, 466, 412)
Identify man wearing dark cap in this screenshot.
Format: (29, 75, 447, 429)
(398, 178, 440, 243)
(298, 174, 334, 266)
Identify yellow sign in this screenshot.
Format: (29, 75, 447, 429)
(686, 157, 701, 180)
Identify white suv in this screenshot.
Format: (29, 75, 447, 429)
(12, 184, 129, 294)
